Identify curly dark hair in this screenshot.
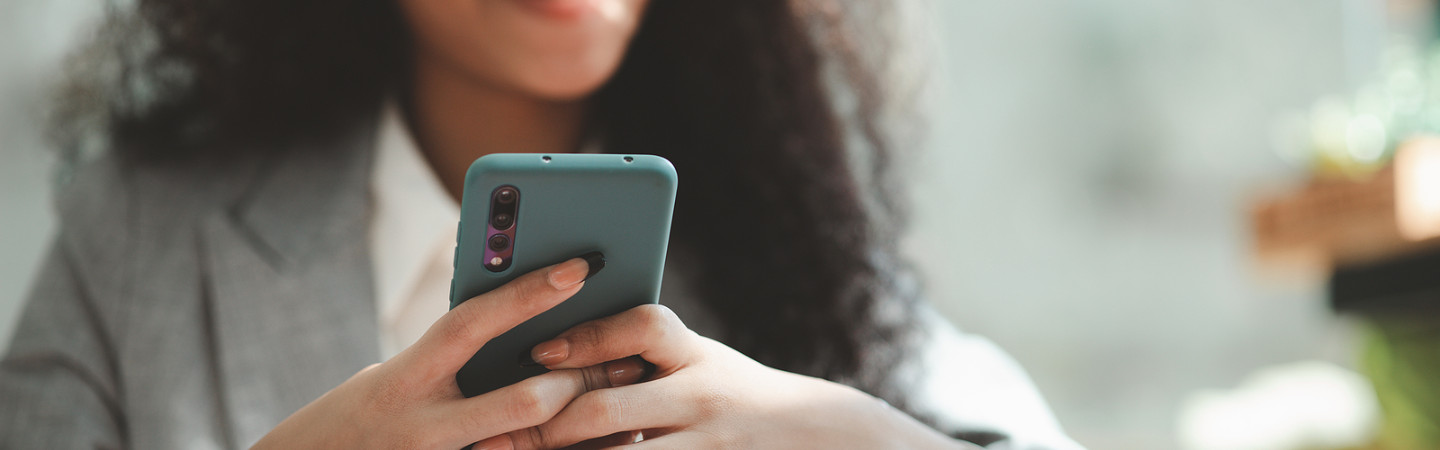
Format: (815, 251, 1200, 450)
(54, 0, 924, 414)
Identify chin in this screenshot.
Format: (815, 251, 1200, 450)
(402, 0, 645, 102)
(523, 79, 611, 102)
(512, 58, 624, 101)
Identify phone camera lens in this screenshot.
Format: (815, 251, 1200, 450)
(488, 234, 511, 252)
(494, 188, 517, 205)
(492, 212, 514, 229)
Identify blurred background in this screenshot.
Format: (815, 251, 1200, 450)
(4, 0, 1439, 449)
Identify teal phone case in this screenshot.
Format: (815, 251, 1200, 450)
(450, 153, 677, 397)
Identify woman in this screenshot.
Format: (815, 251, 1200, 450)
(2, 0, 1081, 448)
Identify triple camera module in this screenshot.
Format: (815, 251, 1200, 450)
(483, 186, 520, 272)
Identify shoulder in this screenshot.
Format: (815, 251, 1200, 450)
(50, 153, 265, 290)
(55, 152, 262, 236)
(61, 150, 265, 212)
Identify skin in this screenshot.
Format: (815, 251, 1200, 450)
(261, 0, 972, 447)
(488, 305, 971, 449)
(254, 258, 650, 448)
(399, 0, 648, 199)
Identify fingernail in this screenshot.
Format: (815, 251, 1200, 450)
(517, 350, 541, 367)
(547, 257, 590, 289)
(607, 358, 646, 386)
(546, 252, 605, 289)
(580, 251, 606, 281)
(531, 339, 569, 366)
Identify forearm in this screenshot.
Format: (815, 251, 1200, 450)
(829, 382, 979, 450)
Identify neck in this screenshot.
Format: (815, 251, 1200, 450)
(405, 55, 586, 200)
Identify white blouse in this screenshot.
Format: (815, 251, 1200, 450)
(366, 104, 1083, 449)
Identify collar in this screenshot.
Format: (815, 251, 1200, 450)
(368, 102, 462, 324)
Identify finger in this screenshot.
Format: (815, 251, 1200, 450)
(563, 430, 642, 449)
(443, 357, 649, 445)
(529, 304, 697, 373)
(511, 375, 709, 450)
(411, 254, 601, 371)
(577, 356, 650, 393)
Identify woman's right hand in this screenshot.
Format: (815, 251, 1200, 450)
(253, 256, 644, 449)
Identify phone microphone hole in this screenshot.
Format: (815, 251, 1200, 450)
(623, 156, 634, 163)
(542, 155, 552, 162)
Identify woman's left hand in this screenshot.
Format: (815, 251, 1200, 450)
(471, 304, 967, 449)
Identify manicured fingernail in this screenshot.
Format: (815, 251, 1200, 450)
(531, 339, 569, 366)
(547, 257, 589, 289)
(608, 358, 646, 386)
(517, 350, 541, 367)
(546, 252, 605, 289)
(579, 251, 606, 280)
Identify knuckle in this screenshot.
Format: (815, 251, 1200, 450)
(634, 304, 668, 326)
(637, 304, 683, 337)
(502, 379, 552, 425)
(580, 365, 611, 391)
(555, 321, 607, 356)
(519, 426, 549, 450)
(436, 305, 483, 347)
(579, 390, 627, 429)
(566, 323, 605, 352)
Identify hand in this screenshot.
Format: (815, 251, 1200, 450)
(480, 305, 965, 449)
(253, 256, 648, 449)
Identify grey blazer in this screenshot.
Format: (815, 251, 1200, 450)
(0, 122, 1076, 449)
(1, 125, 384, 449)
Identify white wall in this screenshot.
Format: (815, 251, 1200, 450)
(0, 1, 98, 350)
(906, 1, 1373, 448)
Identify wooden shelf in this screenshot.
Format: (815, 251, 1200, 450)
(1251, 139, 1440, 275)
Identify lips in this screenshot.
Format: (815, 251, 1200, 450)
(512, 0, 593, 20)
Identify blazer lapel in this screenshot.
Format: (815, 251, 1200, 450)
(201, 124, 381, 448)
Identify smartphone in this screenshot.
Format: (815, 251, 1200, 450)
(449, 153, 678, 397)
